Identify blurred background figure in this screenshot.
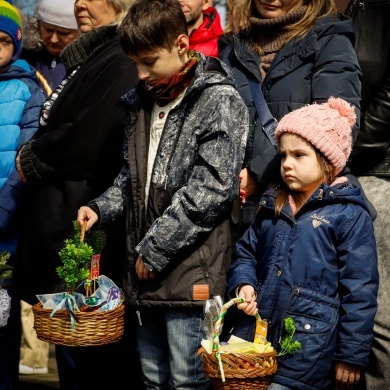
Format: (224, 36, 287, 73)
(14, 0, 141, 388)
(217, 0, 249, 53)
(18, 0, 79, 97)
(18, 300, 49, 375)
(179, 0, 223, 57)
(0, 0, 45, 388)
(343, 0, 390, 389)
(17, 0, 79, 378)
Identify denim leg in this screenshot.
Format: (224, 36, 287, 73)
(268, 384, 292, 390)
(136, 307, 211, 390)
(136, 309, 170, 390)
(166, 308, 210, 389)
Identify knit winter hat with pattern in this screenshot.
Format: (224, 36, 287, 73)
(37, 0, 78, 30)
(275, 97, 356, 176)
(0, 0, 22, 56)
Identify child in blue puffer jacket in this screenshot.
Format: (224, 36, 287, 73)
(0, 1, 45, 388)
(227, 98, 379, 390)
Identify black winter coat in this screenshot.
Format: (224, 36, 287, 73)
(15, 27, 138, 303)
(348, 0, 390, 176)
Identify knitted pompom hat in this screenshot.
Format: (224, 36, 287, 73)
(0, 0, 22, 56)
(275, 97, 356, 176)
(37, 0, 78, 30)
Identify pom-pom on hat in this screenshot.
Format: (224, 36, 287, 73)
(275, 97, 356, 176)
(37, 0, 78, 30)
(0, 0, 22, 56)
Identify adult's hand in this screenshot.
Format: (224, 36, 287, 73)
(239, 167, 261, 204)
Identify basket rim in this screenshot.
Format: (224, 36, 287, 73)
(32, 301, 125, 346)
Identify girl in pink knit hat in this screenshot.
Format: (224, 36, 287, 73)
(226, 97, 379, 390)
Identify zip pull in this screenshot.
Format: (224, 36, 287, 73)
(359, 1, 365, 11)
(317, 188, 323, 201)
(136, 310, 142, 326)
(51, 58, 56, 69)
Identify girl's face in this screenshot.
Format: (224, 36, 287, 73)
(279, 133, 323, 202)
(75, 0, 119, 33)
(254, 0, 303, 18)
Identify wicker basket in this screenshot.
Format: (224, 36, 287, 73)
(32, 302, 125, 347)
(202, 298, 277, 389)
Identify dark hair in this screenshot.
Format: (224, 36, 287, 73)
(118, 0, 188, 56)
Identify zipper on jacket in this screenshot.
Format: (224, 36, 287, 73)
(136, 310, 142, 326)
(317, 188, 324, 200)
(50, 57, 56, 86)
(199, 249, 209, 279)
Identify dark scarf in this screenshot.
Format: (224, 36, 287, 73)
(60, 25, 118, 71)
(144, 50, 201, 107)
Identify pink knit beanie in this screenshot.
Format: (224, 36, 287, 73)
(275, 97, 356, 176)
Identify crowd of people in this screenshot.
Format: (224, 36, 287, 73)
(0, 0, 387, 389)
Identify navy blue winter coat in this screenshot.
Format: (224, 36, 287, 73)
(227, 182, 378, 390)
(220, 14, 362, 189)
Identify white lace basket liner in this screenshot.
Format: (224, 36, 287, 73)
(0, 287, 11, 327)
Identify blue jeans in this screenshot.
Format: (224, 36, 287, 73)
(268, 384, 292, 390)
(136, 307, 211, 390)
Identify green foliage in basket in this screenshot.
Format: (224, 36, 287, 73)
(277, 317, 302, 356)
(56, 220, 102, 295)
(0, 250, 12, 280)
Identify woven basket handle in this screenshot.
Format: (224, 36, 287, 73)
(212, 297, 246, 353)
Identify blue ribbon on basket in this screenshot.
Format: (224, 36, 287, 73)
(50, 293, 80, 329)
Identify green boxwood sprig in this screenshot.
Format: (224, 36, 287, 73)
(277, 317, 302, 356)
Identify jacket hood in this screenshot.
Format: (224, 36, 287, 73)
(314, 13, 355, 44)
(0, 59, 37, 81)
(122, 52, 236, 106)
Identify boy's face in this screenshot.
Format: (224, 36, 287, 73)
(0, 31, 14, 67)
(128, 36, 190, 87)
